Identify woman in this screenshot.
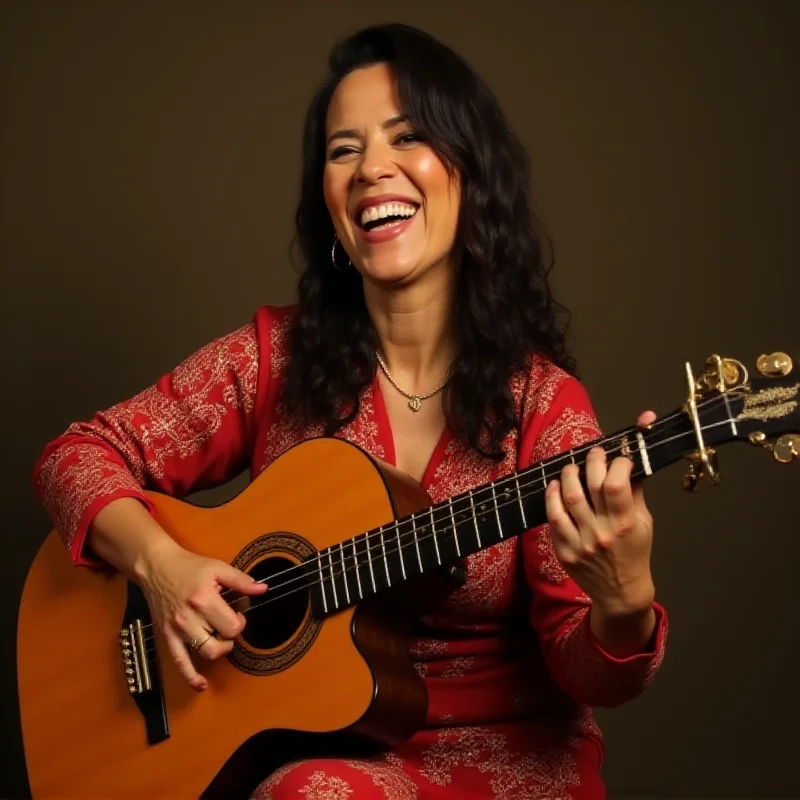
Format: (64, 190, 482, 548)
(33, 23, 667, 800)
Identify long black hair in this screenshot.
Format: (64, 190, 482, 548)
(282, 23, 576, 459)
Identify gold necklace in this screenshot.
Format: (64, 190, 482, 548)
(375, 350, 448, 413)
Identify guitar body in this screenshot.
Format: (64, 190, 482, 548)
(20, 349, 799, 797)
(18, 438, 433, 799)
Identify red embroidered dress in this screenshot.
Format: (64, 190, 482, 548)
(33, 305, 668, 800)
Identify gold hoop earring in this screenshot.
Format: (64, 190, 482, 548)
(331, 235, 352, 271)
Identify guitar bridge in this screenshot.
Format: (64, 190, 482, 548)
(120, 619, 152, 695)
(120, 581, 170, 745)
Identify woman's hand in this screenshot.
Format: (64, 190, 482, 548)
(544, 410, 657, 617)
(137, 542, 267, 691)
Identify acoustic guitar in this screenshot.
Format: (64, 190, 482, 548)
(17, 352, 799, 798)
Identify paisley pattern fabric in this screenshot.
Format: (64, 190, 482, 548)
(33, 305, 668, 799)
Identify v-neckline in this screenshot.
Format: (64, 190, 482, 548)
(371, 375, 452, 490)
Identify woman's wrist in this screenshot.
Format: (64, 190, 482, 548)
(87, 497, 180, 582)
(130, 532, 182, 585)
(589, 599, 657, 658)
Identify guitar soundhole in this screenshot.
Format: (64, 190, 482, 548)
(241, 556, 307, 650)
(229, 532, 322, 676)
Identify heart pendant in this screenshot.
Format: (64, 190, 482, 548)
(408, 396, 422, 412)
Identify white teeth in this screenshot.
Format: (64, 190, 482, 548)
(360, 202, 417, 227)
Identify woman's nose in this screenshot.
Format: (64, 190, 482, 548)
(356, 141, 396, 184)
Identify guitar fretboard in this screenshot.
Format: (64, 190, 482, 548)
(307, 415, 694, 617)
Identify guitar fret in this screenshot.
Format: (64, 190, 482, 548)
(327, 550, 339, 610)
(449, 500, 461, 556)
(396, 523, 406, 580)
(318, 554, 328, 614)
(367, 532, 377, 593)
(541, 464, 548, 489)
(468, 491, 482, 548)
(339, 542, 350, 605)
(412, 513, 423, 572)
(491, 483, 504, 538)
(723, 394, 738, 436)
(380, 526, 391, 587)
(569, 448, 576, 464)
(351, 538, 363, 600)
(430, 507, 441, 565)
(515, 475, 527, 528)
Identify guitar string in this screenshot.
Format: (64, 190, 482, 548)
(217, 392, 733, 597)
(228, 415, 738, 614)
(138, 406, 738, 651)
(206, 400, 697, 599)
(139, 414, 737, 656)
(137, 401, 695, 645)
(138, 396, 736, 646)
(216, 394, 733, 597)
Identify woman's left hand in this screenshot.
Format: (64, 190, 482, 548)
(545, 410, 657, 617)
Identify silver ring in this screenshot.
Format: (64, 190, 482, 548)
(189, 632, 214, 652)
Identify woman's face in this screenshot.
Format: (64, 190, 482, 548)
(323, 63, 461, 286)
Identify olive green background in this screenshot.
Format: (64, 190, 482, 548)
(1, 1, 797, 797)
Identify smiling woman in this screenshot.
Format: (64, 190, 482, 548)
(324, 67, 460, 286)
(31, 22, 668, 800)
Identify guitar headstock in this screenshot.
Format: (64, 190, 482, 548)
(685, 351, 799, 490)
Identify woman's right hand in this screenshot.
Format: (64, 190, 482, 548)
(137, 541, 268, 691)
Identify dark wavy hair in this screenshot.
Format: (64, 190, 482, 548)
(282, 23, 576, 459)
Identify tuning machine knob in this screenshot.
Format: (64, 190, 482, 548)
(750, 431, 800, 464)
(774, 434, 800, 463)
(756, 352, 793, 378)
(681, 449, 720, 492)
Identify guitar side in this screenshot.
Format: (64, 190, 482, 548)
(17, 438, 430, 799)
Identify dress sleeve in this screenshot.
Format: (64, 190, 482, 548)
(32, 307, 278, 567)
(518, 363, 668, 707)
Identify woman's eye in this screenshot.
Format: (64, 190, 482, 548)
(395, 132, 422, 145)
(329, 146, 357, 160)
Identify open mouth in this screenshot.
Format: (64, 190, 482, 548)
(358, 202, 419, 232)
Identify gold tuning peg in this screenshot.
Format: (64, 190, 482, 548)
(681, 449, 720, 492)
(693, 355, 748, 395)
(756, 352, 793, 378)
(773, 434, 800, 464)
(681, 459, 702, 492)
(749, 432, 800, 464)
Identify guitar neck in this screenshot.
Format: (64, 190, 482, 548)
(309, 403, 714, 617)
